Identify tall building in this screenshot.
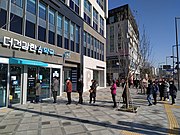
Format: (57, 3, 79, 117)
(0, 0, 107, 108)
(106, 4, 140, 82)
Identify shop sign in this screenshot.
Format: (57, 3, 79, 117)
(2, 36, 55, 55)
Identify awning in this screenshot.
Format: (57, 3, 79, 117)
(9, 58, 48, 67)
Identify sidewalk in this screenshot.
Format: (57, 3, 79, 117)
(0, 87, 180, 135)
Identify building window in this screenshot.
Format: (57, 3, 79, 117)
(25, 20, 35, 38)
(57, 14, 62, 47)
(64, 19, 69, 49)
(48, 31, 55, 45)
(39, 2, 46, 20)
(84, 0, 91, 25)
(100, 16, 104, 36)
(88, 49, 90, 57)
(75, 26, 80, 53)
(93, 8, 98, 31)
(69, 0, 79, 14)
(49, 8, 55, 25)
(70, 23, 74, 51)
(96, 0, 103, 10)
(11, 0, 22, 7)
(87, 33, 90, 44)
(27, 0, 36, 14)
(91, 50, 93, 58)
(38, 26, 46, 42)
(84, 47, 86, 55)
(0, 9, 7, 29)
(10, 13, 22, 35)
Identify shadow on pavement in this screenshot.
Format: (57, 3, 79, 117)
(9, 105, 174, 135)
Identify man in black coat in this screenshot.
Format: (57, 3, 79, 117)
(169, 81, 177, 105)
(77, 78, 83, 104)
(147, 80, 153, 106)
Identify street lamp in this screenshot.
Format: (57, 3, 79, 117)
(175, 17, 180, 90)
(172, 45, 180, 80)
(158, 62, 165, 78)
(166, 56, 172, 65)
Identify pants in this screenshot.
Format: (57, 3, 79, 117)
(153, 93, 157, 104)
(90, 92, 96, 103)
(147, 94, 152, 105)
(112, 94, 117, 107)
(52, 91, 57, 103)
(67, 92, 71, 104)
(171, 95, 176, 104)
(78, 92, 83, 104)
(35, 95, 39, 103)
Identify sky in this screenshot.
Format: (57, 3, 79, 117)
(108, 0, 180, 68)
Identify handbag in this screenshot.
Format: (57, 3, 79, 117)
(89, 89, 93, 93)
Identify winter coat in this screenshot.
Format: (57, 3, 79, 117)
(153, 84, 159, 95)
(52, 78, 59, 92)
(110, 83, 117, 95)
(66, 81, 72, 93)
(90, 81, 97, 93)
(169, 83, 177, 96)
(158, 83, 164, 97)
(35, 83, 41, 96)
(77, 80, 83, 93)
(163, 82, 169, 97)
(147, 83, 153, 95)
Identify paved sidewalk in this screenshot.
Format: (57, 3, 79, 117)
(0, 87, 180, 135)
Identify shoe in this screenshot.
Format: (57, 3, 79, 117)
(89, 102, 91, 104)
(153, 102, 157, 105)
(53, 101, 56, 103)
(66, 103, 71, 105)
(113, 106, 117, 108)
(148, 104, 152, 106)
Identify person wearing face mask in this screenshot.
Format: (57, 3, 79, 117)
(169, 80, 177, 105)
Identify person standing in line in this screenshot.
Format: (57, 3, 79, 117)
(163, 79, 169, 101)
(66, 78, 72, 105)
(152, 80, 159, 105)
(110, 80, 117, 108)
(147, 80, 153, 106)
(35, 79, 41, 103)
(52, 76, 59, 103)
(158, 79, 164, 101)
(89, 79, 97, 104)
(169, 80, 177, 105)
(77, 78, 83, 104)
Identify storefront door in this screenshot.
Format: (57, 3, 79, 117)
(0, 64, 8, 107)
(27, 67, 37, 102)
(10, 66, 22, 104)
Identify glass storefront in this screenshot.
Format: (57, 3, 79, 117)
(0, 64, 7, 107)
(39, 67, 50, 99)
(10, 66, 22, 104)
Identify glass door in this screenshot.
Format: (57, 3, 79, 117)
(27, 67, 37, 102)
(0, 64, 8, 107)
(10, 66, 22, 104)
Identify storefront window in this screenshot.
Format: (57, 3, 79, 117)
(10, 66, 22, 104)
(0, 64, 7, 107)
(39, 67, 50, 99)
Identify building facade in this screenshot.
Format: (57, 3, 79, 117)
(0, 0, 107, 108)
(106, 4, 140, 83)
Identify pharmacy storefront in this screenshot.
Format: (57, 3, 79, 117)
(0, 36, 63, 108)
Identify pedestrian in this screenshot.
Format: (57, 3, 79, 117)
(163, 79, 169, 101)
(52, 76, 59, 103)
(169, 81, 177, 105)
(110, 80, 117, 108)
(147, 80, 153, 106)
(77, 78, 83, 104)
(89, 79, 97, 104)
(158, 80, 164, 101)
(35, 79, 41, 103)
(66, 78, 72, 105)
(152, 80, 159, 105)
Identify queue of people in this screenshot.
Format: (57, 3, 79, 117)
(146, 78, 177, 106)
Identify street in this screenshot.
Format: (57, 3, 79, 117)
(0, 87, 180, 135)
